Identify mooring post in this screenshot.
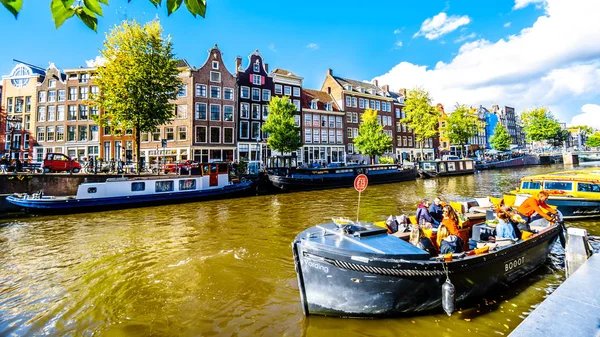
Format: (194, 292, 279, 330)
(565, 227, 592, 278)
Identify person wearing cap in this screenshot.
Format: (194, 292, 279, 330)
(429, 197, 444, 223)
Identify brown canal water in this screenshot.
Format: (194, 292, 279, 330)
(1, 164, 599, 337)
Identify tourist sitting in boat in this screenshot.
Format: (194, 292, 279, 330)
(429, 197, 444, 223)
(409, 225, 436, 257)
(441, 205, 459, 235)
(436, 225, 464, 255)
(416, 199, 440, 227)
(517, 190, 558, 224)
(496, 210, 518, 240)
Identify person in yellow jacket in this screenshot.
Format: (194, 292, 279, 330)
(517, 190, 557, 224)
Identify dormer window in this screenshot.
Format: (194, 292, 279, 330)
(253, 61, 260, 72)
(325, 103, 332, 111)
(367, 89, 374, 94)
(360, 87, 365, 93)
(311, 100, 318, 110)
(49, 79, 56, 88)
(344, 84, 352, 91)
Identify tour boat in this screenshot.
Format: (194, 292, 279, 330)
(267, 164, 416, 191)
(292, 216, 561, 317)
(6, 163, 254, 214)
(510, 168, 600, 219)
(475, 155, 540, 170)
(417, 159, 475, 178)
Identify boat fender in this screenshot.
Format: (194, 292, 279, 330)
(441, 277, 455, 317)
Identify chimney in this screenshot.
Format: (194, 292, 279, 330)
(265, 63, 269, 73)
(327, 68, 332, 76)
(399, 88, 406, 97)
(235, 56, 242, 71)
(382, 84, 390, 92)
(372, 79, 379, 87)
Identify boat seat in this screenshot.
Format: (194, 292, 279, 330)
(489, 197, 503, 208)
(503, 194, 517, 207)
(409, 216, 417, 225)
(450, 201, 464, 214)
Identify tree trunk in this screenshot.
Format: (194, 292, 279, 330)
(135, 122, 141, 176)
(370, 155, 374, 165)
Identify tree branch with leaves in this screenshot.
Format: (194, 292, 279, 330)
(401, 88, 440, 158)
(444, 104, 484, 157)
(489, 123, 511, 151)
(261, 96, 302, 165)
(353, 109, 392, 164)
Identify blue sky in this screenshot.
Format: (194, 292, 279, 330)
(1, 0, 599, 127)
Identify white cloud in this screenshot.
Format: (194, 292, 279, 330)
(268, 43, 277, 52)
(373, 0, 600, 123)
(514, 0, 546, 10)
(454, 32, 476, 43)
(393, 28, 403, 34)
(571, 104, 600, 129)
(85, 56, 106, 67)
(306, 43, 319, 50)
(504, 22, 511, 27)
(394, 41, 403, 49)
(413, 12, 471, 40)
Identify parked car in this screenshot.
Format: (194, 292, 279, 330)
(42, 153, 82, 173)
(163, 160, 199, 174)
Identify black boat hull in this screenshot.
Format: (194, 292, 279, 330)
(268, 168, 416, 191)
(293, 225, 560, 317)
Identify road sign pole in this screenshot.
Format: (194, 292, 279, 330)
(356, 190, 361, 223)
(353, 174, 368, 224)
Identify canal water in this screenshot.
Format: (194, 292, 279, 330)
(1, 164, 598, 337)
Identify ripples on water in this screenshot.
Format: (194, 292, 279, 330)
(0, 164, 599, 336)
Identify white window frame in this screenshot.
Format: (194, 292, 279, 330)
(262, 89, 271, 102)
(252, 88, 260, 101)
(195, 103, 207, 120)
(223, 105, 234, 122)
(223, 127, 234, 144)
(210, 104, 221, 121)
(240, 121, 249, 139)
(275, 84, 282, 94)
(224, 87, 234, 100)
(240, 86, 250, 99)
(210, 71, 221, 83)
(196, 84, 207, 97)
(195, 126, 207, 143)
(252, 74, 261, 85)
(284, 86, 292, 96)
(212, 61, 219, 70)
(210, 86, 221, 99)
(240, 103, 250, 119)
(293, 87, 301, 97)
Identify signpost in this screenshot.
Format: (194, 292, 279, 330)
(354, 174, 368, 223)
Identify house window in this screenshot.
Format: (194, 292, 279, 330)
(370, 100, 375, 109)
(326, 103, 332, 111)
(224, 127, 233, 144)
(262, 89, 271, 101)
(251, 122, 260, 139)
(48, 91, 56, 102)
(195, 103, 207, 120)
(210, 104, 221, 121)
(293, 99, 300, 111)
(210, 86, 221, 99)
(293, 87, 300, 97)
(79, 105, 88, 120)
(240, 103, 250, 119)
(68, 87, 77, 100)
(178, 126, 187, 141)
(313, 115, 319, 127)
(345, 96, 351, 107)
(252, 88, 260, 101)
(165, 127, 174, 141)
(240, 121, 249, 138)
(176, 105, 187, 119)
(90, 125, 99, 141)
(91, 86, 99, 96)
(80, 87, 89, 100)
(329, 130, 335, 143)
(376, 101, 380, 110)
(37, 106, 46, 122)
(47, 106, 56, 121)
(178, 85, 187, 97)
(321, 115, 327, 127)
(262, 105, 269, 119)
(408, 137, 413, 147)
(36, 127, 45, 142)
(305, 128, 312, 143)
(253, 62, 260, 72)
(210, 71, 221, 83)
(224, 105, 234, 121)
(7, 98, 12, 113)
(195, 126, 207, 143)
(79, 73, 89, 83)
(67, 126, 76, 141)
(336, 117, 342, 128)
(240, 86, 250, 99)
(352, 97, 357, 107)
(67, 105, 76, 120)
(38, 91, 46, 103)
(78, 125, 88, 141)
(313, 129, 320, 143)
(48, 79, 56, 88)
(329, 116, 335, 128)
(252, 74, 261, 85)
(251, 104, 260, 119)
(294, 115, 300, 127)
(305, 114, 311, 126)
(284, 86, 292, 96)
(152, 128, 161, 141)
(25, 96, 31, 112)
(195, 84, 207, 97)
(56, 126, 64, 141)
(210, 127, 220, 143)
(212, 61, 219, 69)
(224, 88, 234, 100)
(90, 106, 98, 116)
(275, 84, 282, 94)
(322, 130, 328, 143)
(58, 90, 65, 102)
(353, 128, 358, 138)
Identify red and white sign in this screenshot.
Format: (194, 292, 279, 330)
(354, 174, 368, 192)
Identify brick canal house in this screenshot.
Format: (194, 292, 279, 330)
(385, 87, 414, 162)
(139, 60, 193, 166)
(1, 61, 45, 161)
(189, 46, 237, 163)
(235, 50, 274, 163)
(271, 68, 303, 165)
(321, 69, 395, 164)
(300, 88, 345, 165)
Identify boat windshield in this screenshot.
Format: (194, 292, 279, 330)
(577, 182, 600, 193)
(521, 181, 541, 190)
(544, 181, 573, 192)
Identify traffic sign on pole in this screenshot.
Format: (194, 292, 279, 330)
(354, 174, 368, 223)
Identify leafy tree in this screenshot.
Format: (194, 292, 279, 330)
(489, 123, 511, 151)
(571, 125, 594, 135)
(2, 0, 206, 32)
(261, 96, 302, 163)
(586, 132, 600, 148)
(90, 20, 181, 173)
(401, 88, 440, 158)
(550, 129, 570, 148)
(353, 109, 393, 164)
(520, 107, 562, 143)
(444, 104, 484, 157)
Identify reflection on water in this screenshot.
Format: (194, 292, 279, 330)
(0, 164, 599, 336)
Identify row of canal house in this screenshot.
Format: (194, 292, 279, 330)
(1, 45, 434, 166)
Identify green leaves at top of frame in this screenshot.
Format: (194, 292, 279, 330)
(1, 0, 23, 18)
(51, 0, 103, 31)
(165, 0, 206, 17)
(75, 6, 99, 32)
(50, 0, 75, 28)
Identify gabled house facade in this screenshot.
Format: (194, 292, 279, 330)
(190, 46, 237, 163)
(300, 88, 345, 165)
(385, 87, 413, 161)
(271, 68, 303, 161)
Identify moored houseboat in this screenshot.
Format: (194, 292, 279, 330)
(475, 154, 539, 170)
(510, 168, 600, 219)
(267, 164, 416, 191)
(292, 215, 561, 317)
(6, 163, 254, 214)
(417, 158, 475, 178)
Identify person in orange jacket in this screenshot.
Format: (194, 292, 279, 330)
(517, 190, 557, 224)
